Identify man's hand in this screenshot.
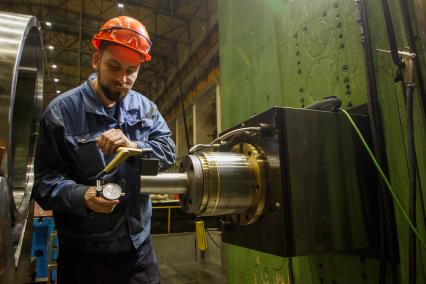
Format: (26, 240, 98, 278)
(84, 187, 119, 213)
(96, 129, 137, 155)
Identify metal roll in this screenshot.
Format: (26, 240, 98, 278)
(0, 12, 43, 284)
(197, 152, 257, 215)
(138, 143, 267, 225)
(0, 12, 43, 215)
(140, 173, 189, 194)
(181, 143, 266, 224)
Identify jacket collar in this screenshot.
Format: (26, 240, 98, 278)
(81, 73, 108, 116)
(81, 74, 141, 126)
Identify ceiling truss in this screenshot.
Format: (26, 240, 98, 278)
(0, 0, 218, 116)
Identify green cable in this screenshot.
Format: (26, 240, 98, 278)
(340, 108, 426, 250)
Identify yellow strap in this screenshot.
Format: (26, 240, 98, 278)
(195, 220, 208, 251)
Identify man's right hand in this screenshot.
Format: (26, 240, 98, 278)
(84, 187, 119, 214)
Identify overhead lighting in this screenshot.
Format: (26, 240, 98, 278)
(54, 78, 59, 83)
(51, 64, 57, 69)
(48, 45, 54, 50)
(56, 90, 61, 94)
(46, 22, 52, 27)
(118, 3, 124, 8)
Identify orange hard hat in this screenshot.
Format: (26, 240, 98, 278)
(92, 16, 152, 62)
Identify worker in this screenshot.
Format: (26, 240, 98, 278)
(32, 16, 176, 284)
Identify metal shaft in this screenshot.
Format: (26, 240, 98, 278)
(140, 173, 188, 194)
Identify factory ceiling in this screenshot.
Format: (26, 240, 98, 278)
(0, 0, 218, 114)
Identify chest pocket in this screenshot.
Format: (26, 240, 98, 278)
(65, 132, 105, 181)
(125, 117, 153, 142)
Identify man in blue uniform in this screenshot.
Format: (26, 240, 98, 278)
(33, 16, 176, 284)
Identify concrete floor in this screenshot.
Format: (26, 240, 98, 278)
(152, 231, 226, 284)
(160, 262, 226, 284)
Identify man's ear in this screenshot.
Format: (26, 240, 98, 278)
(92, 51, 101, 70)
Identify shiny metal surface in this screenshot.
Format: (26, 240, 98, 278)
(102, 183, 123, 200)
(140, 173, 189, 194)
(0, 12, 43, 284)
(0, 11, 43, 216)
(233, 143, 266, 225)
(180, 146, 266, 224)
(190, 151, 256, 216)
(140, 146, 266, 224)
(0, 177, 15, 284)
(200, 152, 254, 216)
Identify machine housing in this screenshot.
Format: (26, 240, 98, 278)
(219, 107, 379, 257)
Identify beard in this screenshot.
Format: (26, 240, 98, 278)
(98, 72, 128, 102)
(99, 81, 122, 102)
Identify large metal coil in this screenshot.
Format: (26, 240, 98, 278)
(0, 12, 43, 284)
(0, 11, 43, 216)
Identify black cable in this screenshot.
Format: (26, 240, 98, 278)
(406, 85, 417, 284)
(275, 192, 294, 284)
(340, 109, 426, 249)
(178, 81, 191, 151)
(378, 1, 426, 283)
(168, 0, 191, 152)
(288, 256, 294, 284)
(415, 158, 426, 248)
(383, 0, 425, 280)
(380, 0, 404, 67)
(398, 0, 426, 119)
(358, 1, 399, 282)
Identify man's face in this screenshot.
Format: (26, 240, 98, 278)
(92, 45, 141, 102)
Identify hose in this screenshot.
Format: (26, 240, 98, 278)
(380, 0, 404, 67)
(398, 1, 426, 277)
(357, 1, 399, 282)
(379, 1, 424, 281)
(169, 0, 191, 151)
(406, 85, 417, 284)
(340, 108, 426, 250)
(398, 0, 426, 119)
(189, 126, 263, 154)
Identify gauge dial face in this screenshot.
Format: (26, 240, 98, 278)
(102, 183, 122, 200)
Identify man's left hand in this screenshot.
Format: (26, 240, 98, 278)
(96, 129, 137, 155)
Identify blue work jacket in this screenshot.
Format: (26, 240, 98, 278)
(32, 74, 176, 253)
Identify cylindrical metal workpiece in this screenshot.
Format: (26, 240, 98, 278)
(179, 143, 266, 224)
(0, 12, 43, 284)
(139, 144, 266, 225)
(140, 173, 189, 194)
(0, 12, 43, 215)
(184, 152, 258, 216)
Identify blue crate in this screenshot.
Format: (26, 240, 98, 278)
(31, 217, 56, 280)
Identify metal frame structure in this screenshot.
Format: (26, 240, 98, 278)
(0, 0, 218, 117)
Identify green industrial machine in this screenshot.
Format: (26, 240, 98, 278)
(4, 1, 426, 283)
(219, 0, 426, 283)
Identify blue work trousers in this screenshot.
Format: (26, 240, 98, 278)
(57, 238, 160, 284)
